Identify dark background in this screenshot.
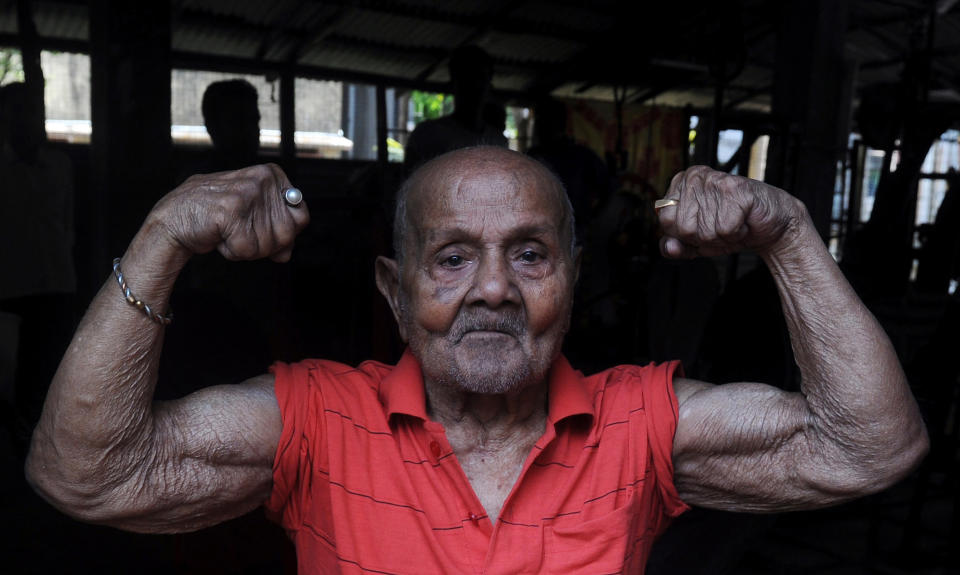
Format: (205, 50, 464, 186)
(1, 0, 958, 573)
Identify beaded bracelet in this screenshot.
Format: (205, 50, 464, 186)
(112, 258, 173, 325)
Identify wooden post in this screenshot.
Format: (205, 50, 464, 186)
(376, 83, 388, 165)
(280, 66, 296, 176)
(766, 0, 853, 241)
(89, 0, 171, 258)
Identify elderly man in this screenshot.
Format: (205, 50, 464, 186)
(26, 146, 927, 573)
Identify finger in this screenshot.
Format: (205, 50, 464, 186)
(657, 171, 686, 227)
(248, 164, 309, 263)
(266, 163, 311, 233)
(217, 240, 244, 261)
(675, 170, 708, 242)
(266, 207, 298, 260)
(659, 235, 698, 259)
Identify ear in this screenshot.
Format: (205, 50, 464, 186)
(374, 256, 408, 342)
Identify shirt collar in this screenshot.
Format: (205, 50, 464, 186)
(379, 349, 595, 424)
(544, 354, 595, 425)
(380, 348, 430, 420)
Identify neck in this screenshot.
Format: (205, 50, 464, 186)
(425, 378, 548, 446)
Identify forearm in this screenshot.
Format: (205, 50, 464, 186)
(762, 205, 928, 487)
(26, 214, 191, 509)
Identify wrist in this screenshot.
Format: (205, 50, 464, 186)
(118, 211, 195, 299)
(133, 211, 195, 269)
(759, 201, 826, 268)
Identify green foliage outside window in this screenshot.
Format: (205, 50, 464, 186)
(0, 48, 25, 85)
(410, 90, 453, 124)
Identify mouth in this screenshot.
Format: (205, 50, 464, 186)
(451, 311, 526, 344)
(458, 329, 515, 343)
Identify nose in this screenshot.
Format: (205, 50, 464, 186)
(467, 252, 520, 308)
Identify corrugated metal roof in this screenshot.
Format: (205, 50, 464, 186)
(336, 9, 472, 49)
(507, 1, 617, 34)
(173, 22, 261, 60)
(179, 0, 303, 26)
(34, 1, 87, 40)
(300, 41, 437, 80)
(393, 0, 493, 18)
(0, 4, 16, 37)
(4, 0, 960, 111)
(484, 31, 583, 65)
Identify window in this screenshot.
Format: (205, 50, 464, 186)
(0, 49, 91, 144)
(42, 51, 90, 144)
(716, 129, 743, 171)
(0, 47, 23, 86)
(295, 77, 368, 160)
(747, 135, 769, 182)
(171, 69, 280, 150)
(385, 88, 453, 163)
(860, 147, 886, 223)
(687, 115, 698, 161)
(504, 105, 532, 153)
(916, 129, 959, 227)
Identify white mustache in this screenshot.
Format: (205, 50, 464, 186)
(451, 310, 526, 342)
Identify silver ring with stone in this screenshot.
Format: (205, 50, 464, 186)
(284, 187, 303, 207)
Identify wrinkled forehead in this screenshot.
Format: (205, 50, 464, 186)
(408, 151, 566, 228)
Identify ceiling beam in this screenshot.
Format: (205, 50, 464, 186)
(169, 49, 529, 100)
(313, 0, 609, 45)
(289, 5, 352, 63)
(723, 83, 771, 110)
(630, 85, 674, 105)
(256, 2, 320, 62)
(413, 0, 523, 82)
(174, 8, 306, 41)
(0, 32, 87, 53)
(300, 33, 451, 63)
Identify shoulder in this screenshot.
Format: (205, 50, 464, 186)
(271, 358, 393, 394)
(408, 117, 449, 139)
(672, 377, 715, 405)
(588, 361, 683, 390)
(585, 361, 683, 418)
(270, 358, 399, 414)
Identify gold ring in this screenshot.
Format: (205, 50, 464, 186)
(654, 198, 679, 210)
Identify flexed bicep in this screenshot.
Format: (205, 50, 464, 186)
(30, 374, 283, 534)
(671, 377, 867, 513)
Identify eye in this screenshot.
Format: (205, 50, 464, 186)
(441, 254, 466, 267)
(519, 250, 542, 263)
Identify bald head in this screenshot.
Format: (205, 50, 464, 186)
(393, 146, 576, 266)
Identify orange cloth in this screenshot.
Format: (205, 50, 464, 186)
(267, 350, 688, 574)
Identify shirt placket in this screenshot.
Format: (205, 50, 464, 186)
(421, 421, 492, 573)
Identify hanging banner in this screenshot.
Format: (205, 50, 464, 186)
(565, 99, 685, 195)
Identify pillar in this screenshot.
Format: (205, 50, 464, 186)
(766, 0, 854, 240)
(90, 0, 171, 258)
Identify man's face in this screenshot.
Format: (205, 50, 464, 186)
(385, 152, 578, 395)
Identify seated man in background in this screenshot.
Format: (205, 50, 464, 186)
(26, 146, 928, 573)
(403, 46, 507, 170)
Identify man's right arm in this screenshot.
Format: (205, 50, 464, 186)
(25, 164, 309, 533)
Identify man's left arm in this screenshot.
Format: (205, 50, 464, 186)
(658, 166, 929, 512)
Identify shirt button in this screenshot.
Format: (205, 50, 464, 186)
(429, 441, 442, 458)
(469, 513, 479, 523)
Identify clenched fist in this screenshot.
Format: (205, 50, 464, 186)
(656, 166, 806, 259)
(148, 164, 310, 263)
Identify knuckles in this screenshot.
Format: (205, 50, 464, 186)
(662, 166, 794, 255)
(151, 163, 297, 259)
